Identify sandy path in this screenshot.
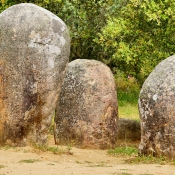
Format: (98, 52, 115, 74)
(0, 139, 175, 175)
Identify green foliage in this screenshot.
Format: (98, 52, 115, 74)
(116, 70, 140, 104)
(0, 0, 15, 12)
(0, 0, 109, 61)
(1, 0, 175, 84)
(95, 0, 175, 84)
(116, 70, 140, 119)
(59, 0, 110, 61)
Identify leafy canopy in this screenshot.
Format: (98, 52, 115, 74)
(95, 0, 175, 83)
(0, 0, 175, 84)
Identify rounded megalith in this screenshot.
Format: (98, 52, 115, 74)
(0, 3, 70, 146)
(139, 55, 175, 159)
(55, 59, 118, 149)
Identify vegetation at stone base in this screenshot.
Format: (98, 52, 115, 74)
(2, 145, 12, 150)
(108, 146, 138, 157)
(0, 145, 21, 151)
(31, 142, 73, 155)
(126, 155, 175, 165)
(1, 0, 175, 85)
(108, 145, 175, 165)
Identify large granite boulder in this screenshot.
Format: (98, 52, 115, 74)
(55, 59, 118, 149)
(139, 55, 175, 159)
(0, 3, 70, 146)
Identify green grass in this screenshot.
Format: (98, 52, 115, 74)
(86, 161, 112, 167)
(118, 103, 139, 120)
(0, 165, 5, 169)
(108, 146, 138, 157)
(19, 159, 39, 163)
(116, 76, 140, 120)
(86, 163, 112, 167)
(3, 145, 13, 150)
(112, 173, 133, 175)
(31, 142, 71, 155)
(108, 146, 175, 165)
(126, 155, 175, 165)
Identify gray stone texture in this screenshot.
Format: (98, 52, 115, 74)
(55, 59, 118, 149)
(0, 3, 70, 146)
(139, 55, 175, 159)
(118, 118, 140, 141)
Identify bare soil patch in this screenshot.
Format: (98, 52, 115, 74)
(0, 138, 175, 175)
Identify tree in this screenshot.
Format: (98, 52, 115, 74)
(0, 0, 110, 62)
(1, 0, 175, 84)
(95, 0, 175, 84)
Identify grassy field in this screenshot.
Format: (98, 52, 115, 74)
(118, 102, 139, 120)
(115, 73, 141, 121)
(117, 88, 140, 121)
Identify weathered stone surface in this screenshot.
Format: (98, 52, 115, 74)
(0, 3, 70, 146)
(55, 59, 118, 149)
(118, 118, 140, 141)
(138, 55, 175, 159)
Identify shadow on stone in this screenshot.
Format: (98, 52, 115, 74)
(118, 118, 141, 141)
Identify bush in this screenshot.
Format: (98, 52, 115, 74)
(115, 70, 140, 105)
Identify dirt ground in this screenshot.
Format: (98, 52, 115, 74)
(0, 138, 175, 175)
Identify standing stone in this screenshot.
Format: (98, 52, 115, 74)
(0, 3, 70, 146)
(139, 55, 175, 159)
(55, 59, 118, 149)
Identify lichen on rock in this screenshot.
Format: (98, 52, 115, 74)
(139, 55, 175, 159)
(55, 59, 118, 149)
